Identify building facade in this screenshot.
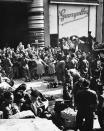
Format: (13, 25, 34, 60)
(47, 0, 103, 47)
(0, 0, 103, 48)
(29, 0, 104, 47)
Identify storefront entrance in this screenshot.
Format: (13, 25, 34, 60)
(49, 0, 98, 47)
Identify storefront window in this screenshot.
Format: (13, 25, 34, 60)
(58, 5, 89, 38)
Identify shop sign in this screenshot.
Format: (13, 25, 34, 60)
(59, 7, 88, 25)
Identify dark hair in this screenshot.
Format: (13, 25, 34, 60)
(5, 53, 9, 58)
(29, 54, 33, 59)
(15, 83, 27, 92)
(24, 93, 32, 104)
(14, 91, 24, 103)
(88, 31, 91, 34)
(4, 91, 13, 99)
(8, 80, 14, 87)
(31, 89, 40, 98)
(71, 53, 75, 58)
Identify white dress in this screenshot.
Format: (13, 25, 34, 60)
(36, 59, 45, 75)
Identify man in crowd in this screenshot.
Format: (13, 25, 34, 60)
(87, 31, 94, 52)
(75, 79, 98, 131)
(97, 85, 104, 130)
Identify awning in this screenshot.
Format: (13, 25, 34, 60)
(50, 0, 99, 5)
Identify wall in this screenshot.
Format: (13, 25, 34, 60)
(49, 4, 58, 34)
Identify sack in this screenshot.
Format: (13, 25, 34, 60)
(61, 107, 77, 129)
(9, 110, 35, 119)
(54, 99, 67, 112)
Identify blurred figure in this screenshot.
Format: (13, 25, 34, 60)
(14, 90, 25, 111)
(47, 55, 55, 77)
(21, 54, 30, 82)
(30, 89, 45, 117)
(28, 54, 37, 80)
(36, 56, 47, 79)
(87, 31, 94, 51)
(78, 52, 89, 79)
(56, 58, 66, 84)
(0, 91, 19, 119)
(3, 53, 13, 80)
(75, 79, 98, 131)
(97, 85, 104, 130)
(67, 53, 78, 70)
(62, 38, 69, 55)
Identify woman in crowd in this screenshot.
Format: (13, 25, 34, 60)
(47, 55, 55, 77)
(35, 55, 47, 79)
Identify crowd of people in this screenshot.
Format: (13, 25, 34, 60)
(0, 33, 104, 131)
(0, 83, 49, 119)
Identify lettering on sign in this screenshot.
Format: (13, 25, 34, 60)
(59, 8, 88, 25)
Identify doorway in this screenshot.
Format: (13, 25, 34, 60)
(0, 2, 28, 49)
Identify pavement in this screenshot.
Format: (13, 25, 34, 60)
(13, 78, 101, 131)
(14, 77, 63, 98)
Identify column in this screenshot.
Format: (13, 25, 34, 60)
(96, 0, 103, 43)
(43, 0, 50, 47)
(28, 0, 45, 47)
